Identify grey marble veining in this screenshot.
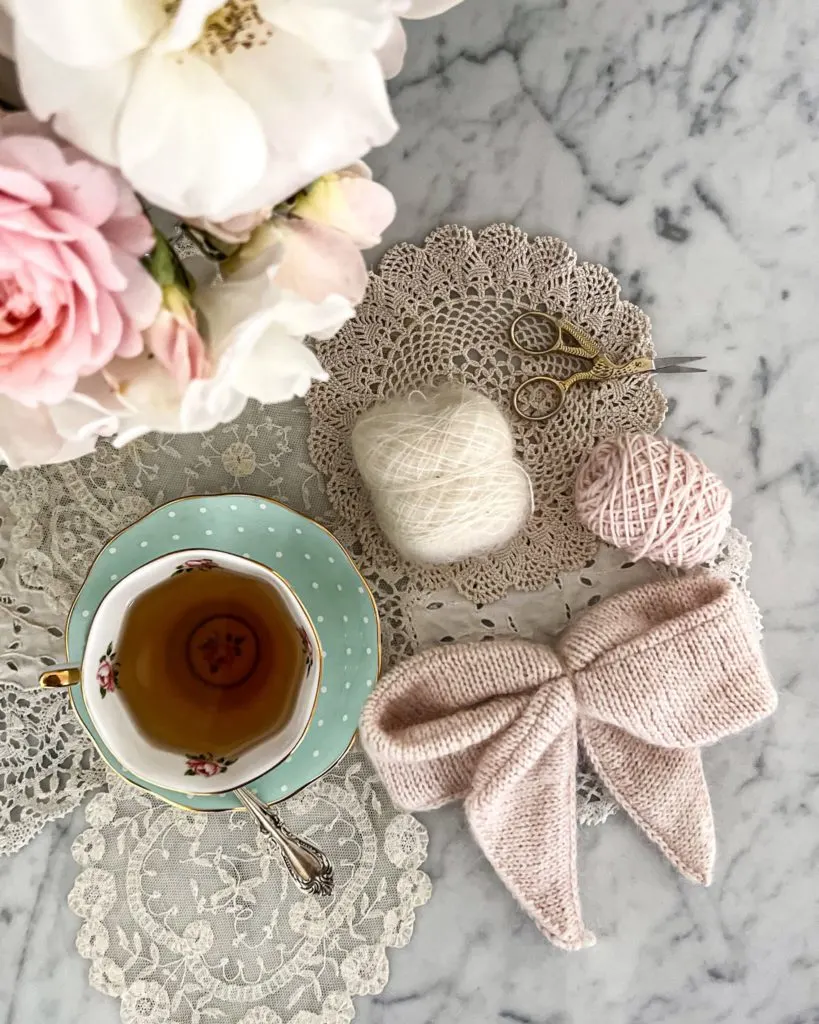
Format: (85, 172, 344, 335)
(2, 1, 819, 1022)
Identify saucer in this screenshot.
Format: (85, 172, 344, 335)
(66, 494, 379, 812)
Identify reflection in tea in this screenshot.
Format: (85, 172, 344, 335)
(116, 564, 305, 757)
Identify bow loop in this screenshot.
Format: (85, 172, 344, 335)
(360, 640, 567, 810)
(563, 576, 777, 748)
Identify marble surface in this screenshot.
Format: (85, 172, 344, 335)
(3, 1, 819, 1021)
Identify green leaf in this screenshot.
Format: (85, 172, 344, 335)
(144, 230, 194, 293)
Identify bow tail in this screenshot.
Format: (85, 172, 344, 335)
(579, 719, 715, 885)
(466, 718, 594, 950)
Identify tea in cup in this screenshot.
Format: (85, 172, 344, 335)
(41, 550, 321, 794)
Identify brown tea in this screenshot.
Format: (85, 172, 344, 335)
(116, 563, 305, 757)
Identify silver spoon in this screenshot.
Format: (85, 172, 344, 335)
(236, 786, 334, 896)
(39, 672, 334, 893)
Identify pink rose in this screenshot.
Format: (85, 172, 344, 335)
(97, 658, 116, 694)
(0, 114, 160, 406)
(186, 758, 221, 777)
(144, 286, 209, 390)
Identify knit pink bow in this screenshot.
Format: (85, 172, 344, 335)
(360, 576, 776, 950)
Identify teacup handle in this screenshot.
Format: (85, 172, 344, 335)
(40, 664, 82, 688)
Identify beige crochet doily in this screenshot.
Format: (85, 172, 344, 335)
(306, 224, 667, 660)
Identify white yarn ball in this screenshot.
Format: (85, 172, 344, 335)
(351, 386, 532, 565)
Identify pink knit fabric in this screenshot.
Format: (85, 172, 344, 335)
(360, 576, 777, 950)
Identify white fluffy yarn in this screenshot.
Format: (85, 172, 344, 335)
(351, 386, 532, 565)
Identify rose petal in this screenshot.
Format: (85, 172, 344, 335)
(377, 18, 407, 79)
(0, 395, 98, 467)
(230, 327, 328, 404)
(0, 226, 70, 278)
(118, 52, 267, 220)
(402, 0, 464, 17)
(49, 374, 123, 439)
(257, 0, 397, 59)
(291, 163, 395, 248)
(15, 35, 136, 167)
(267, 289, 356, 340)
(275, 219, 368, 305)
(0, 162, 51, 205)
(145, 303, 209, 388)
(47, 209, 127, 292)
(49, 160, 120, 229)
(110, 249, 161, 331)
(332, 176, 396, 248)
(102, 216, 155, 258)
(13, 0, 163, 68)
(0, 134, 69, 185)
(216, 37, 396, 217)
(187, 207, 273, 246)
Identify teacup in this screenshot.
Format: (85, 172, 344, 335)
(40, 549, 322, 794)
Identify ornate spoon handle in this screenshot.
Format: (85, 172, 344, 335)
(236, 786, 334, 896)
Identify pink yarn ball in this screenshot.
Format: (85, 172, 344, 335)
(574, 433, 732, 569)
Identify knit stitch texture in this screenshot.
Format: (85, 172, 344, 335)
(359, 575, 777, 950)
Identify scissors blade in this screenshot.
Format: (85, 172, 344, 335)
(652, 364, 707, 374)
(653, 355, 705, 368)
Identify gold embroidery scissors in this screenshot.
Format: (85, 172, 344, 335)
(510, 310, 705, 421)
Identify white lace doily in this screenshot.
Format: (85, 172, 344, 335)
(306, 224, 667, 662)
(68, 749, 431, 1024)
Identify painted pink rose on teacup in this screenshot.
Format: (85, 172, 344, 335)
(172, 558, 219, 576)
(97, 644, 119, 698)
(0, 114, 160, 406)
(184, 754, 235, 778)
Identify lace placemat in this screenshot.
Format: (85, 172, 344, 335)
(0, 401, 441, 1022)
(306, 224, 667, 661)
(68, 749, 431, 1024)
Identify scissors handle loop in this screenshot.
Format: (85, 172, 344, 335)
(510, 310, 601, 359)
(512, 376, 566, 421)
